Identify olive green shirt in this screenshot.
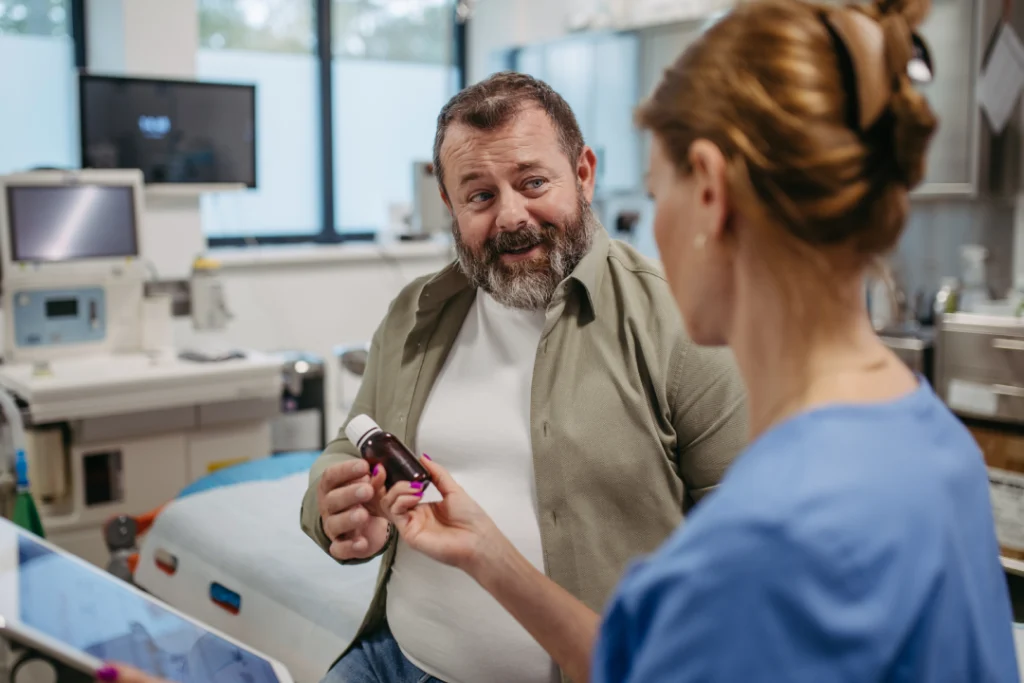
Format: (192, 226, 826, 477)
(300, 228, 747, 676)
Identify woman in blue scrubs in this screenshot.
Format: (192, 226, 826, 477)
(374, 0, 1021, 680)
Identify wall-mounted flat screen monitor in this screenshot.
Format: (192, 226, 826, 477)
(79, 74, 257, 187)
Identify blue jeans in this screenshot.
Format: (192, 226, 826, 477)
(323, 626, 446, 683)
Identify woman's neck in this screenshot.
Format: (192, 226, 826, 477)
(729, 273, 917, 440)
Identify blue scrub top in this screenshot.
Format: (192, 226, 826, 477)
(594, 382, 1019, 682)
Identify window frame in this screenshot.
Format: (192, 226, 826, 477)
(197, 0, 468, 248)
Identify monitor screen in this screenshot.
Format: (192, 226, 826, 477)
(6, 185, 139, 262)
(79, 75, 256, 187)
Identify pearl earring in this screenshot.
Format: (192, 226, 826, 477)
(694, 233, 707, 250)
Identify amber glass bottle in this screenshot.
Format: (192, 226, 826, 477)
(345, 415, 432, 490)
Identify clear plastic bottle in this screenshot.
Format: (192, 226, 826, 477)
(345, 415, 432, 490)
(933, 277, 960, 320)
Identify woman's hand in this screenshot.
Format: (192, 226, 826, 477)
(371, 456, 509, 574)
(96, 664, 167, 683)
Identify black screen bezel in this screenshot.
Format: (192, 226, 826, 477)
(5, 184, 141, 263)
(78, 73, 258, 189)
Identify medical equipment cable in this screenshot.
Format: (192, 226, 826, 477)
(0, 388, 43, 536)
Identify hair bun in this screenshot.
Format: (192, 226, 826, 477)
(872, 0, 937, 187)
(875, 0, 931, 29)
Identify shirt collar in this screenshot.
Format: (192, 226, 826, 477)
(417, 226, 611, 318)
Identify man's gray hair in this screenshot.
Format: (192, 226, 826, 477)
(432, 72, 586, 196)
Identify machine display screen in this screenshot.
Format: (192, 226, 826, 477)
(79, 74, 256, 187)
(0, 528, 284, 683)
(6, 185, 139, 263)
(45, 298, 78, 318)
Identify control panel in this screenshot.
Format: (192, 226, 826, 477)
(12, 287, 106, 348)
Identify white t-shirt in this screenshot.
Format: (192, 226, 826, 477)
(386, 290, 559, 683)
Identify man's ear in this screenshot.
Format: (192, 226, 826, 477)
(439, 186, 453, 215)
(577, 146, 598, 203)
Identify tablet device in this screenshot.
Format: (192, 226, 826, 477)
(0, 518, 293, 683)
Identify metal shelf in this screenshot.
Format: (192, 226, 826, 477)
(1002, 556, 1024, 577)
(145, 183, 247, 198)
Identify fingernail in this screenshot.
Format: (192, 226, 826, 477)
(372, 464, 381, 477)
(97, 666, 118, 682)
(410, 481, 423, 490)
(422, 454, 432, 461)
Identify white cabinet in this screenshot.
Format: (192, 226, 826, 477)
(498, 0, 1019, 200)
(913, 0, 984, 196)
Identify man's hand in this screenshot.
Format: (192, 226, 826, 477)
(318, 459, 391, 561)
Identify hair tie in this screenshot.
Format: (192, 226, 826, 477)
(820, 6, 932, 133)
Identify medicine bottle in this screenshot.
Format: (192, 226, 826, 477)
(345, 415, 431, 490)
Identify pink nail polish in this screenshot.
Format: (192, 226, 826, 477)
(410, 481, 423, 490)
(422, 454, 432, 461)
(372, 464, 381, 477)
(97, 666, 119, 682)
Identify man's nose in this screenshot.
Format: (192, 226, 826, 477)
(494, 191, 530, 232)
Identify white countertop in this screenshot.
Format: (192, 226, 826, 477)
(0, 351, 283, 422)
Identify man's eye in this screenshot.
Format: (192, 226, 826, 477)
(470, 192, 493, 203)
(526, 179, 545, 190)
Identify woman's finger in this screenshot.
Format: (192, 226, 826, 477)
(380, 481, 421, 519)
(420, 455, 460, 496)
(98, 664, 165, 683)
(370, 464, 386, 489)
(390, 492, 425, 517)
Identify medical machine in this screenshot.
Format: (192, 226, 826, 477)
(410, 161, 449, 238)
(0, 170, 283, 568)
(0, 516, 294, 683)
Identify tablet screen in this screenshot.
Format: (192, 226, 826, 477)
(2, 531, 281, 683)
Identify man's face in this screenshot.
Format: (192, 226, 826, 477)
(439, 106, 598, 310)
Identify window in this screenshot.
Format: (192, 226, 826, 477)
(197, 0, 462, 244)
(0, 0, 79, 175)
(197, 0, 322, 239)
(332, 0, 459, 234)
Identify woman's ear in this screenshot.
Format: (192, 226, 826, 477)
(689, 139, 730, 241)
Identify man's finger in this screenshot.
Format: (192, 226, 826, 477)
(330, 535, 370, 561)
(322, 505, 370, 540)
(320, 459, 370, 493)
(322, 480, 375, 516)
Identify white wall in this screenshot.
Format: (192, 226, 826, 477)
(469, 0, 575, 83)
(85, 0, 453, 441)
(174, 247, 451, 439)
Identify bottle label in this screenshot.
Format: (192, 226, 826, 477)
(989, 466, 1024, 551)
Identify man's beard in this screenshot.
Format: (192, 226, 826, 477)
(453, 193, 597, 310)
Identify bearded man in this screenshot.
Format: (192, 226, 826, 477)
(301, 72, 747, 683)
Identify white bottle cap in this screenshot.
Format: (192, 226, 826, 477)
(345, 414, 382, 448)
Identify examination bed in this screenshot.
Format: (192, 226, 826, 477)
(132, 452, 379, 683)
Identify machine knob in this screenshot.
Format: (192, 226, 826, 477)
(12, 657, 57, 683)
(104, 515, 138, 552)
